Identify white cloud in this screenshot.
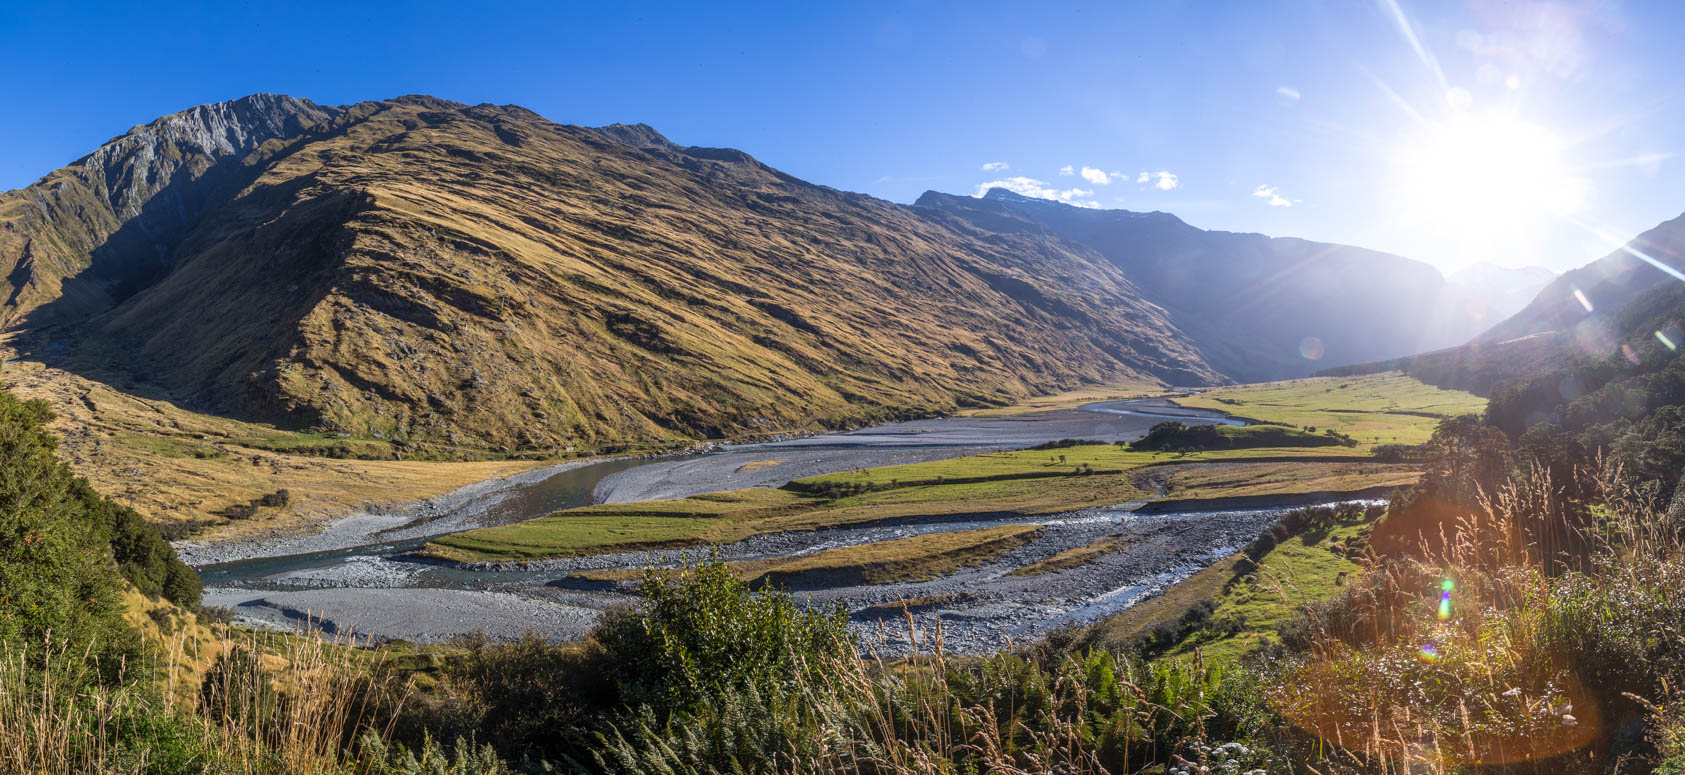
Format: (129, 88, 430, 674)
(1136, 170, 1178, 191)
(1276, 86, 1301, 102)
(973, 177, 1099, 207)
(1080, 166, 1111, 185)
(981, 161, 1010, 172)
(1252, 184, 1293, 207)
(1058, 165, 1074, 176)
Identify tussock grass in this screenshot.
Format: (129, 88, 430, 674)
(1258, 461, 1683, 771)
(0, 625, 423, 774)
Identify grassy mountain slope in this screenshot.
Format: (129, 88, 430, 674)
(7, 95, 1220, 455)
(917, 188, 1493, 382)
(0, 356, 542, 539)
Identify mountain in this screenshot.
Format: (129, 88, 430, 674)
(914, 188, 1495, 382)
(0, 95, 1221, 454)
(0, 94, 341, 327)
(1475, 213, 1685, 344)
(1445, 262, 1556, 324)
(1320, 214, 1685, 397)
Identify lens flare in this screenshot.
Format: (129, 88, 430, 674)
(1572, 287, 1594, 313)
(1418, 643, 1440, 662)
(1658, 330, 1677, 351)
(1438, 579, 1454, 620)
(1299, 337, 1326, 360)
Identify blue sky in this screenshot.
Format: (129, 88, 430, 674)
(2, 0, 1681, 273)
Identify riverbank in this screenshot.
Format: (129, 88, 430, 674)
(175, 458, 620, 566)
(203, 492, 1381, 651)
(186, 377, 1466, 651)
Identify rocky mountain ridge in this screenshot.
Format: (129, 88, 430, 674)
(2, 94, 1221, 455)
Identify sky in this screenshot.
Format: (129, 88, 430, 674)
(1, 0, 1682, 274)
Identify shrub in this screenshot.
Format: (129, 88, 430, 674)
(1371, 442, 1424, 462)
(0, 391, 141, 673)
(594, 555, 852, 716)
(1029, 438, 1107, 450)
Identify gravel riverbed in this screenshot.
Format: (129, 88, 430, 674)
(187, 398, 1284, 651)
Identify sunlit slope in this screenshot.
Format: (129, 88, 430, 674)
(8, 95, 1221, 455)
(0, 357, 541, 539)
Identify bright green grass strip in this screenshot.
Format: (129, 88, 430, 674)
(1170, 521, 1369, 664)
(1171, 372, 1485, 447)
(797, 444, 1359, 489)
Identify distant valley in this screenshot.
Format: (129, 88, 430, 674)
(919, 188, 1550, 383)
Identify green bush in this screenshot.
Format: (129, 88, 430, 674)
(0, 391, 140, 673)
(595, 556, 852, 716)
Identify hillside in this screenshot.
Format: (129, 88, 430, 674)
(1, 95, 1222, 455)
(1476, 212, 1685, 344)
(1325, 211, 1685, 397)
(916, 188, 1497, 382)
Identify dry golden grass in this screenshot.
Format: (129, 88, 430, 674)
(1172, 372, 1486, 447)
(0, 615, 407, 775)
(1, 356, 541, 540)
(956, 379, 1169, 417)
(20, 97, 1219, 459)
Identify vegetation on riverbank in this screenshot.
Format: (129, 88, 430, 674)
(423, 440, 1404, 562)
(3, 359, 546, 542)
(1171, 372, 1486, 446)
(26, 371, 1685, 772)
(1078, 503, 1383, 664)
(1129, 420, 1355, 451)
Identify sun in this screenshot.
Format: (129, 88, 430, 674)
(1389, 113, 1588, 264)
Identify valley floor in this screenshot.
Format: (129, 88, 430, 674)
(187, 373, 1477, 653)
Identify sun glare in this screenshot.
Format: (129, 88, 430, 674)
(1391, 114, 1588, 261)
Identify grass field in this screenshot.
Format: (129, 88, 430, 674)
(797, 444, 1361, 491)
(1155, 461, 1419, 501)
(1078, 516, 1374, 664)
(424, 448, 1402, 563)
(1171, 372, 1485, 447)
